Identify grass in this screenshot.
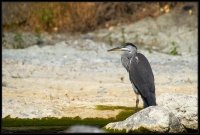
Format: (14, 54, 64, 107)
(13, 33, 25, 49)
(169, 41, 180, 55)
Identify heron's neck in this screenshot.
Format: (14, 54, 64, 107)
(124, 50, 137, 59)
(121, 50, 137, 72)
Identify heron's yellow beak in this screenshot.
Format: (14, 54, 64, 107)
(107, 47, 122, 52)
(107, 46, 128, 52)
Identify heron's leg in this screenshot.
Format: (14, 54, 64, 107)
(136, 94, 139, 109)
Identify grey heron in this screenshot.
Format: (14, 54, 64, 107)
(108, 43, 156, 108)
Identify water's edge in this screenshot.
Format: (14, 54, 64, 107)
(2, 105, 139, 133)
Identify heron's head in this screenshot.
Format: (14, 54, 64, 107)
(107, 42, 137, 53)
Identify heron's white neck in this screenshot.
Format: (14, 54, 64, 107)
(121, 49, 137, 72)
(124, 48, 137, 59)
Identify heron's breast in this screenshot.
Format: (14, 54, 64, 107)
(130, 56, 139, 65)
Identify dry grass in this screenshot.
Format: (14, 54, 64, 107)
(2, 2, 185, 34)
(29, 2, 97, 33)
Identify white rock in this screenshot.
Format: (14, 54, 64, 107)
(157, 93, 197, 130)
(105, 106, 185, 133)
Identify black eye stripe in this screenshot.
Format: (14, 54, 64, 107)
(124, 42, 137, 49)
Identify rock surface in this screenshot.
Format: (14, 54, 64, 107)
(157, 93, 198, 130)
(62, 125, 105, 133)
(105, 106, 185, 133)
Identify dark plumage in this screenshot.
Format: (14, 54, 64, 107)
(108, 43, 156, 108)
(129, 53, 156, 107)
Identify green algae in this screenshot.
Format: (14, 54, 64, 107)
(2, 105, 142, 133)
(2, 115, 115, 127)
(96, 105, 135, 110)
(2, 115, 115, 133)
(96, 105, 142, 120)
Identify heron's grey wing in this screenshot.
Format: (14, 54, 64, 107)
(129, 53, 156, 106)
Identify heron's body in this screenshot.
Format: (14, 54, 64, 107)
(128, 53, 156, 107)
(108, 43, 156, 108)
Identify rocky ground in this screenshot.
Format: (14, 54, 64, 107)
(2, 6, 197, 119)
(105, 93, 197, 132)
